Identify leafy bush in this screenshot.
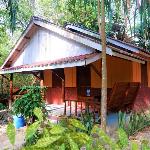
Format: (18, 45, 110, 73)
(7, 108, 150, 150)
(12, 86, 46, 124)
(118, 111, 150, 136)
(0, 103, 6, 110)
(80, 110, 95, 135)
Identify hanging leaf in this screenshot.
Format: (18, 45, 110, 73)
(91, 125, 120, 149)
(35, 136, 61, 148)
(69, 119, 87, 131)
(33, 107, 43, 122)
(50, 125, 65, 135)
(43, 128, 50, 137)
(117, 128, 128, 149)
(72, 132, 92, 146)
(25, 121, 40, 140)
(67, 134, 79, 150)
(59, 144, 65, 150)
(131, 140, 139, 150)
(6, 123, 16, 145)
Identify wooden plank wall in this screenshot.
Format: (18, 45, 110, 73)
(12, 28, 94, 67)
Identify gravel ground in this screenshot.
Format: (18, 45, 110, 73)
(0, 110, 26, 150)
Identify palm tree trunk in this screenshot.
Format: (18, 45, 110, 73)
(98, 0, 107, 132)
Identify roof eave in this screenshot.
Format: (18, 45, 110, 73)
(1, 20, 36, 69)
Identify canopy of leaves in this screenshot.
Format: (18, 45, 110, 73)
(3, 0, 149, 50)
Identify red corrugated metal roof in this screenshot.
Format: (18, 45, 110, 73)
(1, 53, 98, 72)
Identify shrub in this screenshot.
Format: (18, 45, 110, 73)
(80, 110, 95, 135)
(7, 108, 150, 150)
(12, 86, 46, 124)
(0, 103, 6, 110)
(118, 111, 150, 136)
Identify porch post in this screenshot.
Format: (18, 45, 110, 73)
(62, 68, 65, 103)
(40, 71, 44, 100)
(9, 73, 13, 109)
(62, 78, 65, 102)
(40, 71, 44, 87)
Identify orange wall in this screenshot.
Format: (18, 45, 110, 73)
(91, 60, 101, 88)
(64, 67, 76, 87)
(44, 68, 76, 87)
(91, 56, 141, 88)
(44, 69, 52, 87)
(43, 56, 142, 89)
(132, 62, 141, 82)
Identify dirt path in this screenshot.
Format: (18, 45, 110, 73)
(0, 125, 26, 150)
(130, 126, 150, 143)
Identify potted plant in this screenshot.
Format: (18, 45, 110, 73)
(12, 86, 46, 128)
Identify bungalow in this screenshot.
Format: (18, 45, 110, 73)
(1, 16, 150, 112)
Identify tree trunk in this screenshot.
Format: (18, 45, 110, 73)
(29, 0, 36, 15)
(98, 0, 107, 132)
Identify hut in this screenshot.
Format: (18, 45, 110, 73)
(1, 16, 150, 112)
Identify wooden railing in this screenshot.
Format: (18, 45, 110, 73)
(64, 96, 101, 121)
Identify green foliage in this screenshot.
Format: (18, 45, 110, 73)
(5, 0, 19, 32)
(0, 103, 6, 110)
(13, 74, 35, 89)
(117, 128, 128, 149)
(6, 107, 150, 149)
(49, 124, 66, 135)
(12, 86, 46, 124)
(6, 122, 16, 145)
(23, 108, 150, 149)
(59, 144, 65, 150)
(1, 0, 149, 64)
(0, 27, 12, 65)
(131, 141, 139, 150)
(91, 125, 120, 149)
(67, 134, 79, 150)
(118, 111, 150, 136)
(25, 121, 41, 140)
(141, 140, 150, 150)
(80, 110, 95, 134)
(23, 108, 92, 149)
(34, 107, 44, 122)
(118, 111, 126, 129)
(69, 118, 87, 131)
(35, 136, 61, 148)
